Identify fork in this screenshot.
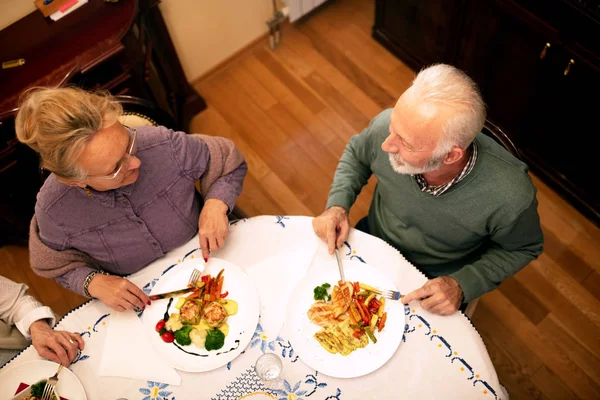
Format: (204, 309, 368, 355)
(42, 363, 63, 400)
(369, 286, 403, 301)
(189, 268, 202, 287)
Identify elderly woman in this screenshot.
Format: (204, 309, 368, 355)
(15, 87, 247, 312)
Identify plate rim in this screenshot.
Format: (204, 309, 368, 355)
(0, 359, 87, 399)
(141, 257, 260, 372)
(286, 259, 406, 378)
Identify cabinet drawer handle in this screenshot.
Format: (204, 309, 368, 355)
(539, 42, 551, 59)
(563, 59, 575, 76)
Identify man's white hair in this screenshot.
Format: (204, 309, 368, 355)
(407, 64, 486, 154)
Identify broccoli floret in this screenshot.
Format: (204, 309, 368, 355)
(205, 328, 225, 351)
(30, 380, 46, 398)
(174, 324, 193, 346)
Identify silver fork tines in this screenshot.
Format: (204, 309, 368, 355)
(42, 364, 63, 400)
(372, 286, 402, 301)
(189, 268, 202, 287)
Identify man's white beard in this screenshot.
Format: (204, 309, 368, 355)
(388, 153, 444, 175)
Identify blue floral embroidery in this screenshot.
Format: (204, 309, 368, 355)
(342, 241, 366, 263)
(143, 278, 159, 295)
(275, 216, 290, 228)
(93, 313, 110, 332)
(183, 248, 201, 261)
(272, 380, 307, 400)
(278, 340, 298, 362)
(402, 307, 502, 398)
(139, 381, 174, 400)
(324, 388, 342, 399)
(304, 372, 327, 396)
(250, 324, 285, 353)
(71, 313, 110, 365)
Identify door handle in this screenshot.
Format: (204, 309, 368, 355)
(563, 59, 575, 76)
(539, 42, 551, 59)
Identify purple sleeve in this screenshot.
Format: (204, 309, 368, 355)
(169, 129, 247, 213)
(54, 266, 96, 297)
(35, 210, 95, 297)
(205, 160, 248, 213)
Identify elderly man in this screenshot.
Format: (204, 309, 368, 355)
(312, 63, 543, 315)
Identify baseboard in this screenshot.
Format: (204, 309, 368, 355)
(191, 19, 291, 86)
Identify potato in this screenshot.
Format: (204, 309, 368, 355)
(218, 322, 229, 336)
(221, 299, 238, 316)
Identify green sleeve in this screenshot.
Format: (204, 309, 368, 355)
(326, 122, 377, 212)
(450, 197, 544, 302)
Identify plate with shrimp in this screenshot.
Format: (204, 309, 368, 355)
(142, 258, 260, 372)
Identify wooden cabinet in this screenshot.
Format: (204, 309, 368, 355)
(373, 0, 465, 69)
(373, 0, 600, 225)
(0, 0, 206, 245)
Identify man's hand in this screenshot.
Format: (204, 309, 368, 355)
(30, 320, 84, 366)
(402, 276, 464, 315)
(312, 206, 350, 254)
(88, 274, 150, 312)
(198, 198, 230, 260)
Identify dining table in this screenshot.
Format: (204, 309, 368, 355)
(0, 215, 509, 400)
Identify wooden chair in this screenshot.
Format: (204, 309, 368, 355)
(463, 120, 523, 319)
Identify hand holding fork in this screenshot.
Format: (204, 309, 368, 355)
(41, 364, 63, 400)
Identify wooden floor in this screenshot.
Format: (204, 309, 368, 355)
(0, 0, 598, 398)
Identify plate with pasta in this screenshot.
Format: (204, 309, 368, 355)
(285, 259, 406, 378)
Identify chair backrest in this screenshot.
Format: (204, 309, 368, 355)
(482, 120, 522, 160)
(115, 95, 178, 130)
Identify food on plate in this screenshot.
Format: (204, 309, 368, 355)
(202, 301, 227, 328)
(331, 281, 354, 318)
(180, 299, 202, 325)
(314, 318, 368, 355)
(25, 380, 58, 400)
(313, 282, 331, 301)
(205, 329, 226, 350)
(155, 269, 238, 351)
(308, 281, 388, 355)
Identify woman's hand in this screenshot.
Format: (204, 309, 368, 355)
(198, 198, 230, 260)
(30, 320, 84, 366)
(87, 274, 150, 312)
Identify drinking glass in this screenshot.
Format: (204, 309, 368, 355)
(254, 352, 283, 389)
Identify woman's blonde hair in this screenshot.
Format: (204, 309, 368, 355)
(15, 86, 123, 180)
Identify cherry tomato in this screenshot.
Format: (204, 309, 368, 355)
(155, 319, 166, 332)
(161, 331, 175, 343)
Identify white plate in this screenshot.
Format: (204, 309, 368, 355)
(142, 258, 260, 372)
(286, 260, 406, 378)
(0, 359, 87, 399)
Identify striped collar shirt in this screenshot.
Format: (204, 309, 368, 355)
(414, 141, 478, 196)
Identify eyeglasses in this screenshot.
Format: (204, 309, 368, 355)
(86, 126, 137, 180)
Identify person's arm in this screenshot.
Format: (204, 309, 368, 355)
(32, 212, 96, 297)
(0, 276, 55, 339)
(449, 198, 544, 302)
(326, 121, 377, 212)
(313, 117, 380, 252)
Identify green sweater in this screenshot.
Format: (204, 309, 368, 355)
(327, 109, 544, 302)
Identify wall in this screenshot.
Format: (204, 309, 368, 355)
(159, 0, 275, 82)
(0, 0, 36, 31)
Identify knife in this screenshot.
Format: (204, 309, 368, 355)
(148, 286, 195, 301)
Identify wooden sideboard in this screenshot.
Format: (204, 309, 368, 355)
(373, 0, 600, 226)
(0, 0, 206, 246)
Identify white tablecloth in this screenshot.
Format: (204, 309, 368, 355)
(1, 216, 508, 400)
